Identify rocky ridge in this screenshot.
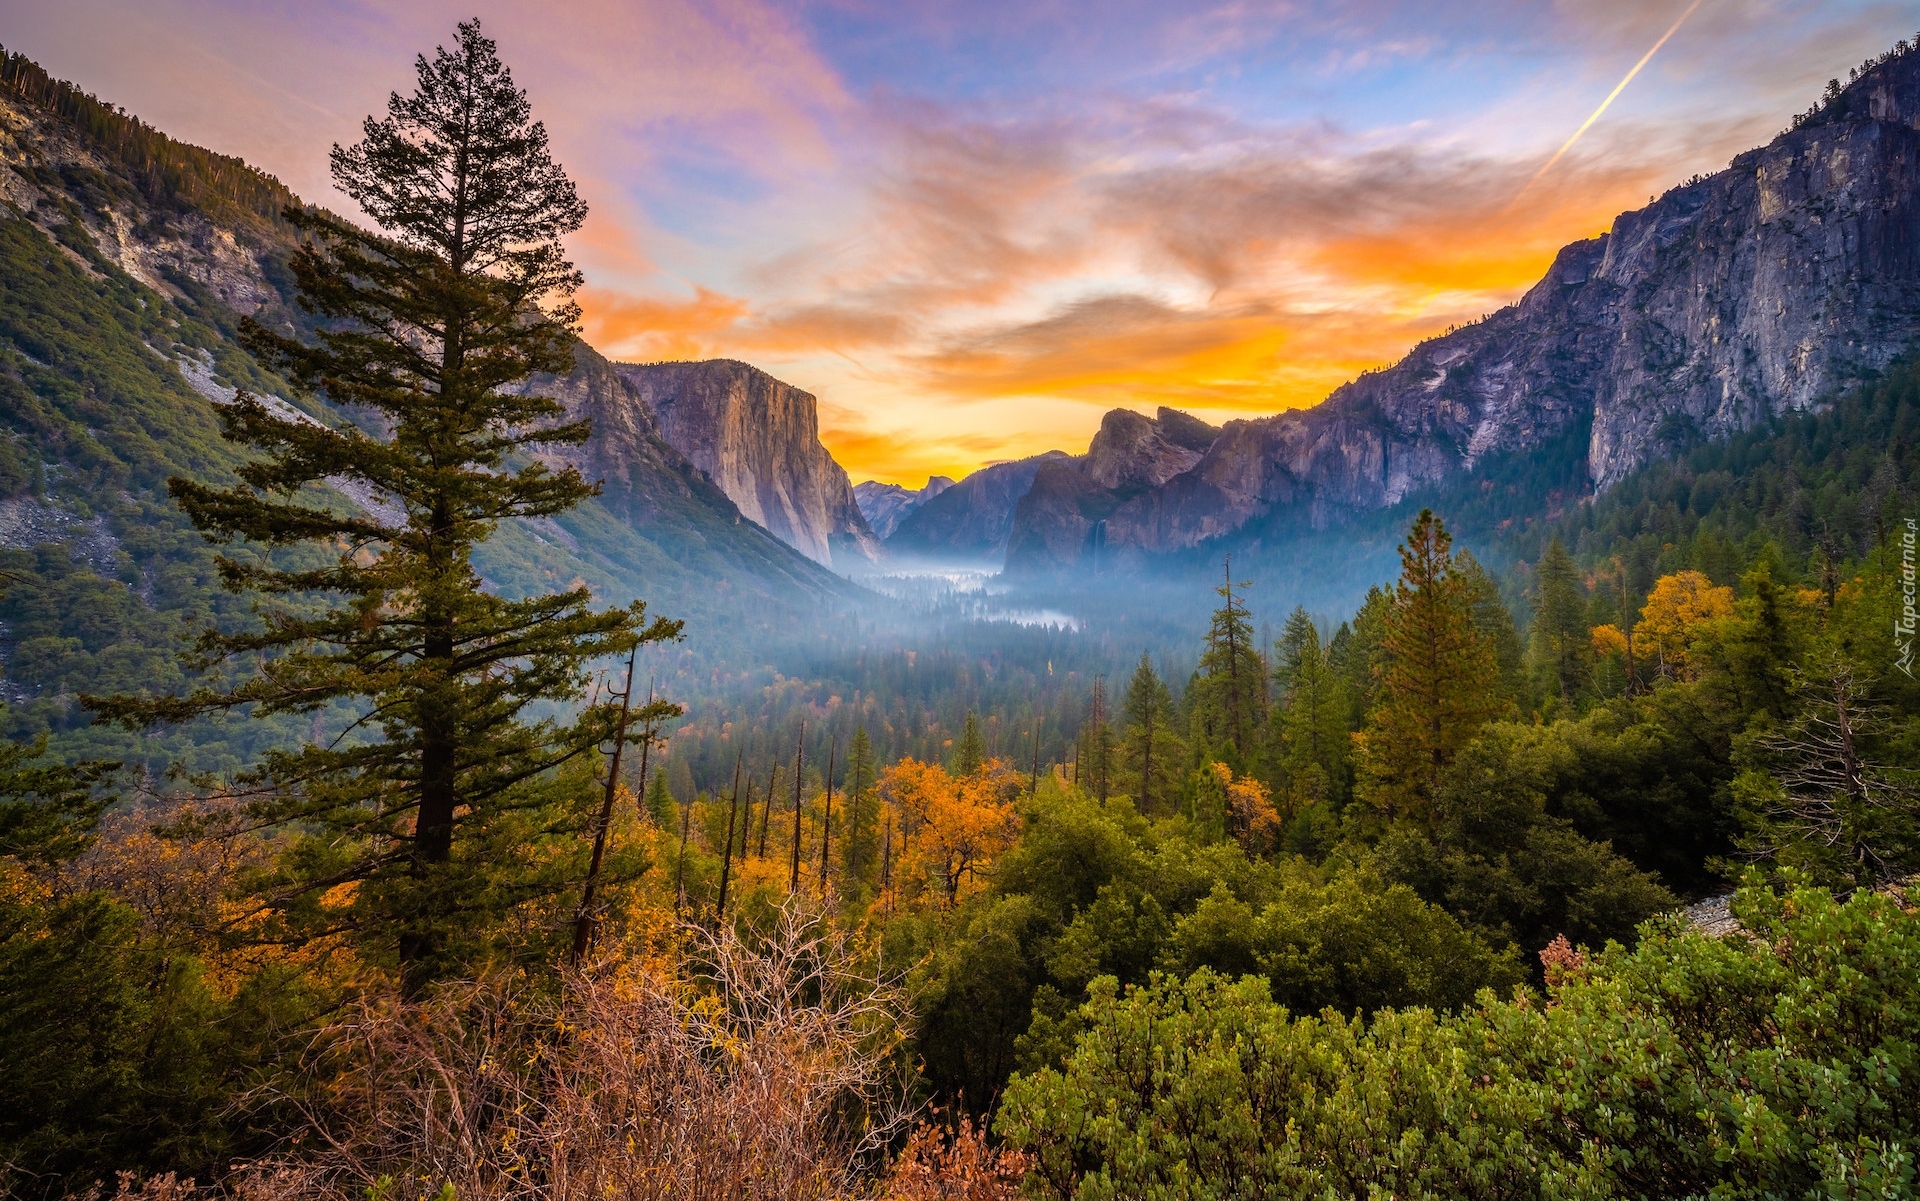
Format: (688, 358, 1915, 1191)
(612, 360, 881, 568)
(1004, 408, 1219, 574)
(885, 451, 1071, 564)
(1003, 45, 1920, 573)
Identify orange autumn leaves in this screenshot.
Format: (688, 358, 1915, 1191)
(880, 757, 1022, 909)
(1216, 761, 1283, 852)
(1591, 569, 1738, 679)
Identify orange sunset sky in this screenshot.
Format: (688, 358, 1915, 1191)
(0, 0, 1912, 483)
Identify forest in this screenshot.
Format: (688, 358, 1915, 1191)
(3, 20, 1920, 1201)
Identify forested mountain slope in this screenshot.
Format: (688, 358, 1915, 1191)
(0, 46, 857, 761)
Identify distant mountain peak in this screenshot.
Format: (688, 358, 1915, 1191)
(855, 476, 954, 540)
(611, 359, 881, 568)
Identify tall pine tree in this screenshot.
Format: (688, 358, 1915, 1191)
(955, 711, 985, 777)
(841, 725, 880, 885)
(1355, 510, 1500, 824)
(1529, 538, 1591, 702)
(1455, 550, 1527, 708)
(1119, 653, 1184, 814)
(1272, 608, 1350, 806)
(1083, 676, 1115, 803)
(644, 768, 678, 831)
(91, 22, 680, 987)
(1189, 557, 1267, 770)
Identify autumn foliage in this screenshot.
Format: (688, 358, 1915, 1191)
(879, 759, 1022, 909)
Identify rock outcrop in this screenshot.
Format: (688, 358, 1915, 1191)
(1007, 45, 1920, 572)
(1003, 408, 1219, 574)
(855, 477, 955, 540)
(613, 360, 881, 568)
(886, 452, 1071, 563)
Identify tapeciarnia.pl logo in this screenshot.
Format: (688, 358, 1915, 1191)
(1899, 517, 1916, 678)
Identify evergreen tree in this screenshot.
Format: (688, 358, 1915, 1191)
(842, 725, 880, 884)
(644, 768, 677, 831)
(1722, 561, 1799, 718)
(1735, 651, 1920, 891)
(1272, 608, 1350, 805)
(1119, 653, 1184, 814)
(1529, 538, 1591, 701)
(956, 711, 985, 777)
(0, 730, 115, 868)
(1356, 510, 1501, 823)
(1455, 550, 1527, 707)
(1083, 676, 1115, 803)
(1333, 585, 1394, 726)
(90, 22, 681, 987)
(1190, 557, 1267, 769)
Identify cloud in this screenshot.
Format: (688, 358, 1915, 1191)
(11, 0, 1913, 483)
(748, 98, 1740, 419)
(579, 286, 752, 362)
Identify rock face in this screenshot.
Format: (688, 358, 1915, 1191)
(1008, 48, 1920, 572)
(1004, 408, 1219, 574)
(0, 59, 850, 620)
(855, 477, 955, 540)
(612, 360, 881, 568)
(886, 452, 1072, 563)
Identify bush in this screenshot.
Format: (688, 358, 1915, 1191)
(997, 881, 1920, 1199)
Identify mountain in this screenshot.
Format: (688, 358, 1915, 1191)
(1003, 408, 1218, 574)
(1005, 44, 1920, 573)
(0, 49, 859, 752)
(884, 451, 1071, 564)
(611, 359, 882, 568)
(855, 476, 954, 540)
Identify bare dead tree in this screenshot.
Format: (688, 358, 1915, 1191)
(1741, 652, 1920, 890)
(233, 900, 915, 1201)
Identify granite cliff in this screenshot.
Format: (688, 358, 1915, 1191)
(1003, 408, 1218, 573)
(855, 476, 955, 540)
(613, 360, 881, 568)
(1005, 45, 1920, 573)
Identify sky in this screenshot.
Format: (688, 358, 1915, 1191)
(0, 0, 1913, 483)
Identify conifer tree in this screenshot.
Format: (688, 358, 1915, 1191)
(644, 768, 677, 831)
(1735, 651, 1920, 890)
(0, 730, 114, 869)
(1355, 510, 1500, 823)
(841, 725, 880, 883)
(1333, 585, 1393, 727)
(1190, 557, 1267, 768)
(90, 22, 680, 986)
(1529, 538, 1591, 701)
(1119, 653, 1184, 814)
(1083, 676, 1115, 803)
(1272, 608, 1349, 804)
(955, 711, 985, 777)
(1455, 550, 1527, 707)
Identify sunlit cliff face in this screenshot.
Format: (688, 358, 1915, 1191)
(2, 0, 1908, 481)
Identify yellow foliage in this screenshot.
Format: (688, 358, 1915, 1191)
(1637, 571, 1735, 674)
(1218, 762, 1283, 851)
(1590, 623, 1629, 657)
(880, 758, 1020, 909)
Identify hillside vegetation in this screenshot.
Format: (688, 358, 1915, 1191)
(0, 26, 1917, 1201)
